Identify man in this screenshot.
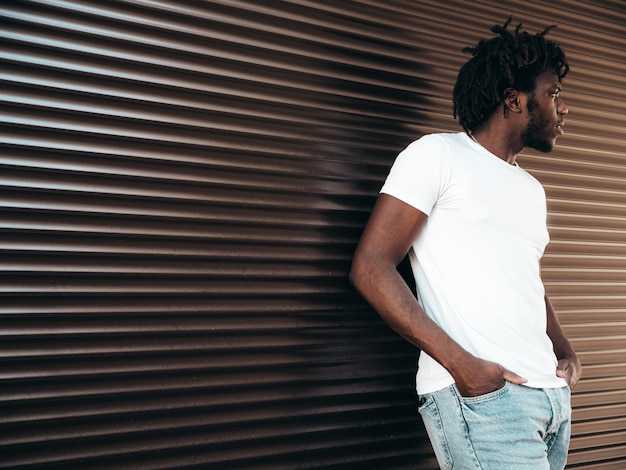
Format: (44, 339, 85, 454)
(350, 18, 582, 469)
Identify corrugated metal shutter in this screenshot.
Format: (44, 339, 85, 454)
(1, 0, 624, 469)
(1, 0, 434, 468)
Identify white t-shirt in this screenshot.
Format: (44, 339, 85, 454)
(380, 132, 567, 394)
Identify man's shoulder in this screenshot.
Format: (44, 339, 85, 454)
(406, 132, 466, 150)
(415, 131, 464, 142)
(400, 132, 466, 162)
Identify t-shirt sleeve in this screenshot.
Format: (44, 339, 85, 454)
(380, 134, 449, 216)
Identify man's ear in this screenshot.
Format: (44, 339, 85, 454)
(503, 88, 525, 113)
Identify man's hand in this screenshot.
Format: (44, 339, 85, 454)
(453, 356, 527, 398)
(556, 356, 582, 388)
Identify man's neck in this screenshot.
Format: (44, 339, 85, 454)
(469, 123, 523, 165)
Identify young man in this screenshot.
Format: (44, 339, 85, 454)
(350, 19, 582, 470)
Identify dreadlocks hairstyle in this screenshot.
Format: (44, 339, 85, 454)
(453, 17, 569, 133)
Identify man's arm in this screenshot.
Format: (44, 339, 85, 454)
(545, 295, 582, 388)
(350, 194, 526, 397)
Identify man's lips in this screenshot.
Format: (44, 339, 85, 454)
(556, 121, 565, 135)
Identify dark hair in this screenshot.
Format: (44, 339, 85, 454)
(453, 17, 569, 133)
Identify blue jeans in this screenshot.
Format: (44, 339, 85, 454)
(418, 382, 571, 469)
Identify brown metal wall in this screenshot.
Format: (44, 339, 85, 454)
(0, 0, 624, 468)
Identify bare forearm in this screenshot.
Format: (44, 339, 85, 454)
(350, 256, 527, 395)
(545, 294, 582, 387)
(350, 256, 478, 377)
(545, 295, 577, 359)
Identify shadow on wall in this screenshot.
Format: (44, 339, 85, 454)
(290, 18, 438, 468)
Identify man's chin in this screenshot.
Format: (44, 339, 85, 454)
(527, 140, 554, 153)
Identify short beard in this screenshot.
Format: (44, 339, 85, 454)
(522, 96, 553, 153)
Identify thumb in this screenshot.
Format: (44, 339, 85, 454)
(502, 367, 527, 385)
(556, 359, 569, 378)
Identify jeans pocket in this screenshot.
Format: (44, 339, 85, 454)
(417, 393, 434, 412)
